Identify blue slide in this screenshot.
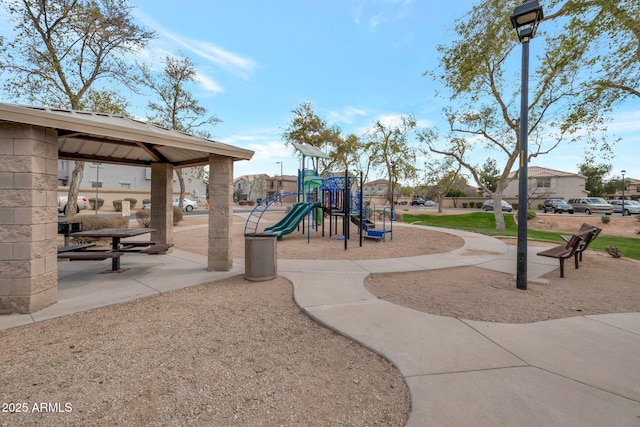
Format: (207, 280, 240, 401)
(264, 201, 321, 239)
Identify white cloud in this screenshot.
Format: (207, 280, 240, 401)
(327, 106, 367, 124)
(195, 72, 223, 95)
(134, 10, 257, 79)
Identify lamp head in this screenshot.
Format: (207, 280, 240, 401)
(510, 0, 544, 42)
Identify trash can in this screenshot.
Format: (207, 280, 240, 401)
(244, 232, 278, 281)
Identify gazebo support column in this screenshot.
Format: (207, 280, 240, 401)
(208, 154, 233, 271)
(0, 124, 58, 314)
(150, 163, 174, 247)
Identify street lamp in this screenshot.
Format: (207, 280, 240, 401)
(276, 161, 283, 206)
(511, 0, 543, 291)
(390, 160, 396, 220)
(621, 170, 626, 216)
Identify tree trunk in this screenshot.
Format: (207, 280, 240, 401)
(177, 169, 185, 209)
(492, 193, 506, 232)
(65, 161, 85, 218)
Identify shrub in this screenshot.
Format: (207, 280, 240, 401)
(113, 200, 123, 211)
(143, 198, 151, 205)
(172, 206, 183, 225)
(65, 215, 129, 245)
(538, 204, 544, 211)
(135, 207, 183, 226)
(462, 202, 468, 208)
(606, 246, 622, 258)
(88, 198, 104, 210)
(238, 200, 247, 206)
(527, 210, 536, 220)
(635, 214, 640, 221)
(247, 200, 255, 206)
(135, 209, 152, 228)
(123, 197, 137, 209)
(601, 215, 611, 224)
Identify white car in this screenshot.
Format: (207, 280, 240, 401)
(172, 197, 198, 212)
(58, 195, 88, 214)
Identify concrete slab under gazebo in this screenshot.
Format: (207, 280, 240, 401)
(0, 103, 253, 314)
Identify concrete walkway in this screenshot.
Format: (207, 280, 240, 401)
(2, 224, 639, 426)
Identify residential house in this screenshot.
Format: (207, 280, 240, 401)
(59, 161, 208, 206)
(504, 166, 587, 205)
(234, 174, 298, 202)
(363, 179, 389, 198)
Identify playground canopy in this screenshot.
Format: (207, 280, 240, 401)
(292, 142, 330, 159)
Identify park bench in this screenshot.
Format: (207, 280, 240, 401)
(58, 221, 83, 246)
(559, 223, 602, 263)
(537, 229, 594, 278)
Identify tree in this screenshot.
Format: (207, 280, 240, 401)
(578, 162, 612, 197)
(326, 133, 374, 182)
(545, 1, 639, 108)
(420, 0, 621, 231)
(367, 115, 418, 206)
(604, 177, 624, 199)
(424, 157, 465, 213)
(0, 0, 154, 217)
(478, 158, 500, 196)
(142, 54, 221, 208)
(282, 101, 342, 173)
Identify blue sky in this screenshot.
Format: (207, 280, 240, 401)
(3, 1, 639, 183)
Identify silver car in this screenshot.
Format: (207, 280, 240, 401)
(567, 197, 613, 215)
(608, 199, 640, 216)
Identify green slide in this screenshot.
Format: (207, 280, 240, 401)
(264, 201, 321, 239)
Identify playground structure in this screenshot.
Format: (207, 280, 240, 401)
(244, 143, 393, 248)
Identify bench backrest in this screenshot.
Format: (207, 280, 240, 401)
(563, 228, 596, 255)
(58, 222, 83, 235)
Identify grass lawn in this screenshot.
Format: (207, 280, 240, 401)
(401, 212, 640, 261)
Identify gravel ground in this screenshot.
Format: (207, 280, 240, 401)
(1, 211, 638, 425)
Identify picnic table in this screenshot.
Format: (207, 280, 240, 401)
(61, 228, 157, 271)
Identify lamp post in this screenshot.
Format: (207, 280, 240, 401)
(93, 162, 102, 215)
(511, 0, 543, 291)
(390, 160, 396, 221)
(621, 170, 626, 216)
(276, 161, 283, 206)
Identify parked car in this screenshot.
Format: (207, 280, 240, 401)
(172, 197, 198, 212)
(482, 199, 513, 212)
(424, 200, 438, 207)
(608, 199, 640, 216)
(542, 199, 574, 214)
(57, 195, 88, 214)
(411, 197, 426, 206)
(567, 197, 613, 215)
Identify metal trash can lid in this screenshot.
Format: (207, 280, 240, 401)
(244, 232, 278, 238)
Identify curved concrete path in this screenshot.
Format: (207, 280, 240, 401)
(3, 221, 639, 425)
(277, 224, 640, 426)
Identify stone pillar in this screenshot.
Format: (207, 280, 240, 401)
(208, 154, 233, 271)
(0, 123, 58, 314)
(149, 163, 173, 247)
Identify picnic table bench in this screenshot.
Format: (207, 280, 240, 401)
(57, 242, 96, 253)
(58, 251, 124, 262)
(537, 227, 599, 278)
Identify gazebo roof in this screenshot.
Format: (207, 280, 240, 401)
(0, 103, 253, 167)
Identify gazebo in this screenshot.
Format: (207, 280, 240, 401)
(0, 103, 253, 314)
